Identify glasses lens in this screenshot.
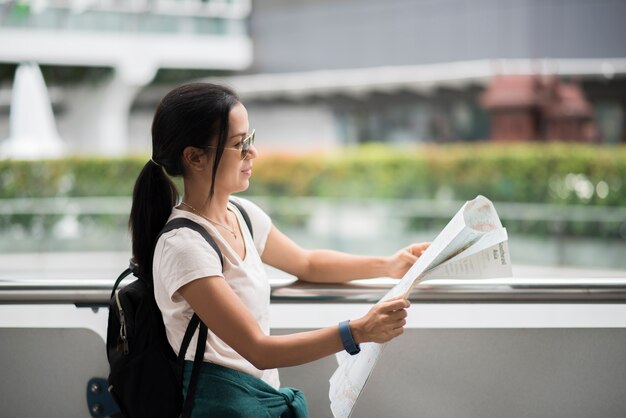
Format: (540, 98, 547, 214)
(241, 130, 255, 160)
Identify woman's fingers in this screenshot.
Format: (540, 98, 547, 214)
(385, 311, 407, 330)
(381, 297, 410, 312)
(355, 297, 411, 343)
(389, 308, 408, 320)
(410, 242, 430, 255)
(377, 299, 409, 324)
(392, 324, 405, 335)
(378, 299, 410, 338)
(399, 252, 418, 265)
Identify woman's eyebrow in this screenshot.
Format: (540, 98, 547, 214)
(229, 131, 248, 139)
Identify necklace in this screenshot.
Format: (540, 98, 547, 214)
(180, 201, 237, 239)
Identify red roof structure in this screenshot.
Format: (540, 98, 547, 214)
(481, 75, 597, 142)
(482, 75, 543, 109)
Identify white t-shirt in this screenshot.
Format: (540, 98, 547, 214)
(153, 196, 280, 389)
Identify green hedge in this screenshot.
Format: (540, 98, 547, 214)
(252, 143, 626, 206)
(1, 143, 625, 206)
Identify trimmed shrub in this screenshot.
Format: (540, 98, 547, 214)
(0, 144, 624, 206)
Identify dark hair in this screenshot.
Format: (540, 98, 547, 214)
(129, 83, 240, 280)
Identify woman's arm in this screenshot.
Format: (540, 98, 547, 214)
(262, 225, 429, 283)
(178, 276, 409, 370)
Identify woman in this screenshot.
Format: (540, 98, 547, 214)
(129, 83, 429, 417)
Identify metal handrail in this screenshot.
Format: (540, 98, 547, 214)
(1, 277, 626, 305)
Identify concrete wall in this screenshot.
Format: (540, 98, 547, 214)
(250, 0, 626, 73)
(246, 103, 339, 151)
(2, 324, 625, 417)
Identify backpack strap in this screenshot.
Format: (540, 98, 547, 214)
(181, 317, 208, 418)
(158, 217, 224, 266)
(109, 267, 134, 300)
(176, 201, 252, 416)
(157, 217, 220, 418)
(111, 217, 226, 295)
(229, 199, 254, 239)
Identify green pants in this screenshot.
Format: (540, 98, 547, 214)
(183, 361, 308, 418)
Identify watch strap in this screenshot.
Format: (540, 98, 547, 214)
(338, 320, 361, 355)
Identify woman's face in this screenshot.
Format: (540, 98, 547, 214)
(213, 102, 257, 195)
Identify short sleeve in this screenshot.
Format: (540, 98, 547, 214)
(230, 196, 272, 256)
(153, 227, 224, 301)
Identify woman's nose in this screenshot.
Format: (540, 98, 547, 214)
(246, 143, 258, 160)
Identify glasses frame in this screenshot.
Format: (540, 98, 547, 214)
(204, 129, 255, 160)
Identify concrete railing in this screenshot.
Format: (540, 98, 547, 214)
(1, 276, 626, 418)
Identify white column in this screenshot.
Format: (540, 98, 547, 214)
(63, 61, 157, 156)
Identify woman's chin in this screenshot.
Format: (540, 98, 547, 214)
(235, 180, 250, 193)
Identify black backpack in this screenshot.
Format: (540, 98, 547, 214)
(106, 201, 252, 418)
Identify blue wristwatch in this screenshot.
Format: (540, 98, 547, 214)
(338, 320, 361, 355)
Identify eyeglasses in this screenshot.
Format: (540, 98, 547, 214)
(204, 129, 255, 160)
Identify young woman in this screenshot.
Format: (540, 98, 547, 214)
(129, 83, 429, 417)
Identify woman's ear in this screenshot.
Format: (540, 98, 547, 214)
(182, 146, 208, 172)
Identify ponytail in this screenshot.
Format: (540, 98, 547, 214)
(129, 160, 178, 281)
(130, 82, 239, 281)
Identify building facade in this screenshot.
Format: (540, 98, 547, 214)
(0, 0, 252, 156)
(228, 0, 626, 149)
(1, 0, 625, 156)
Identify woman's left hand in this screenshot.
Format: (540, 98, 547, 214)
(387, 242, 430, 278)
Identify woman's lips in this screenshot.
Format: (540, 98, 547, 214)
(241, 168, 252, 176)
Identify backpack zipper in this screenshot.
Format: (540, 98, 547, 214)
(115, 289, 129, 354)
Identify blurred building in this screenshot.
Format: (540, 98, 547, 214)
(481, 75, 598, 142)
(216, 0, 626, 150)
(1, 0, 625, 155)
(0, 0, 252, 156)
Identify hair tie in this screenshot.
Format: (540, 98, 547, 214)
(149, 157, 163, 168)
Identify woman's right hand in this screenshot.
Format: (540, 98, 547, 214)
(350, 297, 410, 344)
